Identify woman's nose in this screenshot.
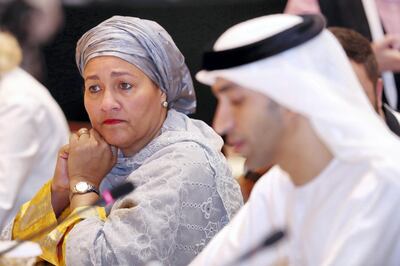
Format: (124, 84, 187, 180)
(100, 89, 120, 111)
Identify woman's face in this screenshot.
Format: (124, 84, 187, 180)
(83, 56, 167, 156)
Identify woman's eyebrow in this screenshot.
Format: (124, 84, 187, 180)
(85, 74, 99, 81)
(111, 71, 137, 78)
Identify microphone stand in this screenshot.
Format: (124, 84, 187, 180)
(227, 229, 286, 266)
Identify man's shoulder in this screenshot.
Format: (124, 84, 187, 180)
(249, 166, 292, 202)
(0, 68, 53, 106)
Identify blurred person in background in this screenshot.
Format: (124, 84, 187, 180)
(0, 0, 64, 82)
(0, 30, 69, 227)
(284, 0, 400, 111)
(330, 26, 400, 136)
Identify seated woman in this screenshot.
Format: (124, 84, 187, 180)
(7, 16, 243, 265)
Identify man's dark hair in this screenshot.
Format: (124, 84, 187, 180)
(329, 27, 379, 86)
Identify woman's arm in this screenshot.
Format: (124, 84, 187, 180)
(12, 180, 106, 265)
(64, 155, 183, 265)
(67, 129, 116, 209)
(63, 141, 242, 266)
(12, 128, 115, 265)
(51, 145, 70, 217)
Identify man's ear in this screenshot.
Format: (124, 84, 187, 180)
(376, 78, 384, 110)
(281, 106, 300, 127)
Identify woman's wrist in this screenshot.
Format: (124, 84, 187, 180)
(50, 184, 70, 218)
(69, 192, 100, 210)
(70, 177, 101, 190)
(69, 180, 100, 210)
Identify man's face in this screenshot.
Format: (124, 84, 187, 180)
(350, 60, 380, 113)
(211, 78, 285, 170)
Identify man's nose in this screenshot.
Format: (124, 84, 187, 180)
(213, 103, 234, 136)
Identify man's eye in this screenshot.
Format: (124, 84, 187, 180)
(87, 85, 101, 93)
(119, 82, 132, 90)
(231, 97, 244, 106)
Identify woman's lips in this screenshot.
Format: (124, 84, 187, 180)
(103, 119, 124, 125)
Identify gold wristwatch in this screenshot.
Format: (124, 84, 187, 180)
(71, 181, 99, 196)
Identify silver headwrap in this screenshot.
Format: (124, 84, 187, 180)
(76, 15, 196, 114)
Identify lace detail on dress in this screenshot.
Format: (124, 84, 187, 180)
(65, 109, 243, 266)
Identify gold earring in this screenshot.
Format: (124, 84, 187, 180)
(162, 101, 168, 108)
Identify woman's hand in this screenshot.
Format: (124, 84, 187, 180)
(68, 128, 117, 190)
(51, 144, 71, 217)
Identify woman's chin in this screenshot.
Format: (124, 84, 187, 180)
(100, 133, 137, 155)
(102, 136, 124, 148)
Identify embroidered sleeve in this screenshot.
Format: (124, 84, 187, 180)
(64, 142, 241, 266)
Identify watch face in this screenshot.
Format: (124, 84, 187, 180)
(76, 182, 89, 193)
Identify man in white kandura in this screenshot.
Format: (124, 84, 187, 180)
(190, 14, 400, 265)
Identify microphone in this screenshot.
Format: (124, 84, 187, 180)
(95, 182, 135, 206)
(231, 229, 286, 265)
(0, 182, 135, 256)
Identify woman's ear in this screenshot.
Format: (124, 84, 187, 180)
(160, 91, 169, 108)
(160, 91, 167, 102)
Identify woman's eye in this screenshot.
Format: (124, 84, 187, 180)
(119, 82, 132, 90)
(87, 85, 101, 93)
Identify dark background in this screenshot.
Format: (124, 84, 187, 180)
(42, 0, 286, 125)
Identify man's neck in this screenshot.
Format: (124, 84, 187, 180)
(277, 118, 333, 186)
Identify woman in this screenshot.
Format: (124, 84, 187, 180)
(9, 16, 243, 265)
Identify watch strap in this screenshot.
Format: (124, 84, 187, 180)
(71, 182, 100, 196)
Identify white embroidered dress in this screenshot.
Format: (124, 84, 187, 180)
(65, 109, 243, 265)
